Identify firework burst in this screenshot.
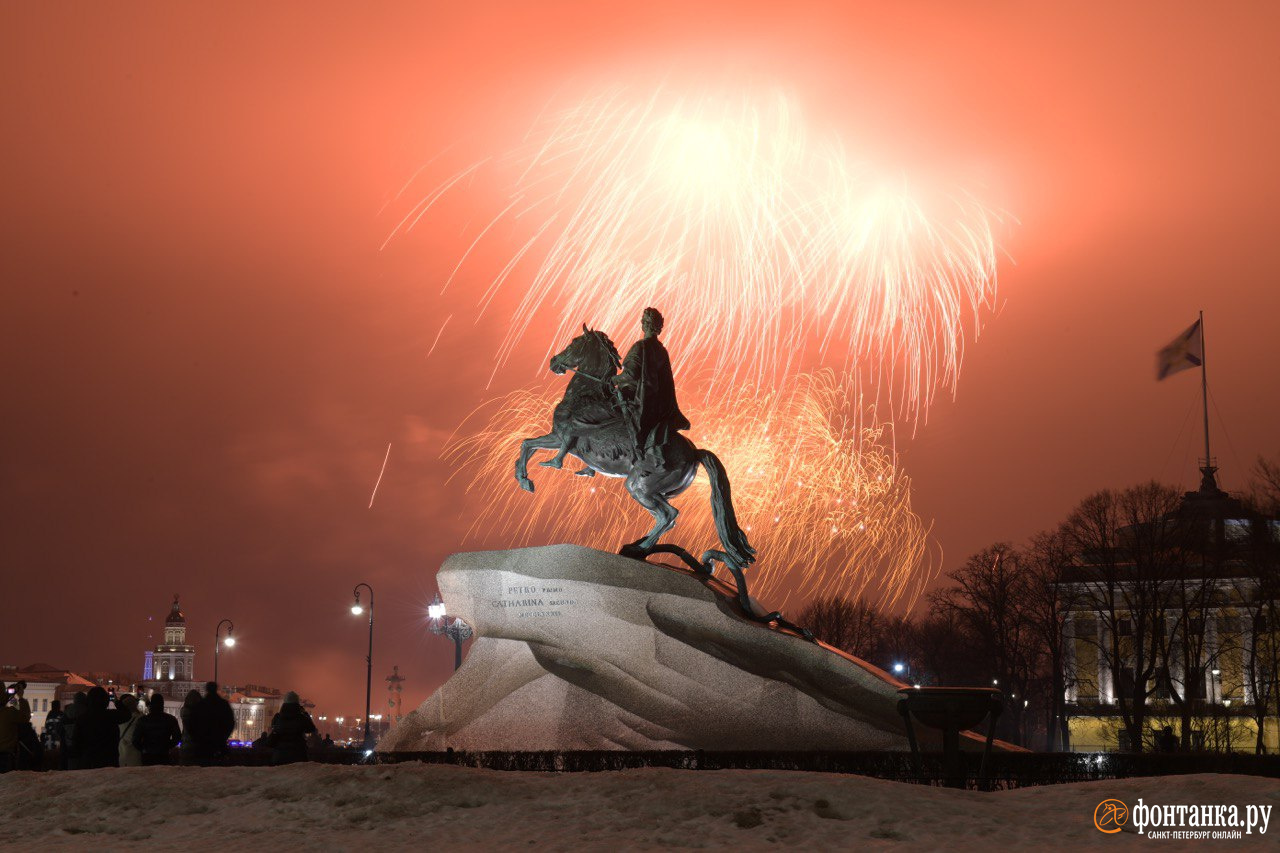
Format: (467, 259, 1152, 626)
(391, 85, 999, 418)
(393, 84, 1000, 610)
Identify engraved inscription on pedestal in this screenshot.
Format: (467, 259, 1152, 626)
(493, 576, 577, 619)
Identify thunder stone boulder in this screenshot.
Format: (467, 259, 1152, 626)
(381, 545, 964, 752)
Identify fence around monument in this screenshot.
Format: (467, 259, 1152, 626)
(20, 746, 1280, 787)
(373, 749, 1280, 790)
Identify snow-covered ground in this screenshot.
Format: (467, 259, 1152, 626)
(3, 765, 1275, 850)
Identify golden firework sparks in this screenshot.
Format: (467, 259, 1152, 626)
(390, 85, 999, 418)
(446, 372, 936, 610)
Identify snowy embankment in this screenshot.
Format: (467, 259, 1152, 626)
(3, 765, 1276, 850)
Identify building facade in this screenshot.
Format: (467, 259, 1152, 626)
(1061, 470, 1280, 752)
(227, 685, 287, 744)
(140, 595, 203, 704)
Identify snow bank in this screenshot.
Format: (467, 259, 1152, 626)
(2, 765, 1275, 850)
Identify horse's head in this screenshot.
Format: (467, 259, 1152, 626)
(549, 324, 619, 378)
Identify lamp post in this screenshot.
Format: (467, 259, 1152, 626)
(351, 583, 374, 748)
(428, 593, 473, 670)
(1210, 666, 1222, 752)
(214, 619, 235, 689)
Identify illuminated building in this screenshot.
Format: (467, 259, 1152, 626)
(139, 595, 203, 704)
(1061, 467, 1280, 753)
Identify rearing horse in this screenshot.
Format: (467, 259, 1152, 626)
(514, 325, 756, 576)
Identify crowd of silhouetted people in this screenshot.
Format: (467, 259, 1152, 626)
(1, 679, 329, 773)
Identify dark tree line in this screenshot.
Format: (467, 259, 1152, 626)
(799, 453, 1280, 752)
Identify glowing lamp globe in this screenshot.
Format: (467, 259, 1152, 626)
(428, 600, 447, 620)
(223, 636, 236, 648)
(351, 603, 364, 616)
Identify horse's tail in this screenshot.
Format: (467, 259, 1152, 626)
(698, 450, 755, 568)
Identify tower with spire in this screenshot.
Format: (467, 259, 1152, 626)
(141, 594, 202, 702)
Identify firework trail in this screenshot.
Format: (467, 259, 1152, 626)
(426, 314, 452, 359)
(368, 442, 392, 509)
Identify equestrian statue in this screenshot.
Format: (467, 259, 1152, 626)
(515, 307, 808, 636)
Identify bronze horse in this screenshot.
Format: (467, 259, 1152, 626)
(515, 325, 755, 575)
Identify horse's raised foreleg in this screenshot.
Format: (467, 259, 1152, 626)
(515, 432, 563, 493)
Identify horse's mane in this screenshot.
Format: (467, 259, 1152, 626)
(588, 328, 621, 366)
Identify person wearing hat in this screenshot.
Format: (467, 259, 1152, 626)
(267, 691, 316, 766)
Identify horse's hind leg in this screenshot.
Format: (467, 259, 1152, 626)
(623, 476, 678, 553)
(538, 436, 573, 469)
(516, 432, 562, 493)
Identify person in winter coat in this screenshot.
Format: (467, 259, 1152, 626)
(75, 686, 122, 769)
(43, 699, 65, 752)
(179, 689, 201, 765)
(61, 692, 88, 770)
(131, 694, 181, 766)
(0, 681, 21, 774)
(189, 682, 235, 766)
(116, 694, 145, 767)
(2, 680, 43, 772)
(268, 692, 316, 766)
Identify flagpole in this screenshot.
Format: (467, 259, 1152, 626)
(1199, 309, 1213, 486)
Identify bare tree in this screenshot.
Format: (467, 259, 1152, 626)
(1023, 529, 1082, 751)
(871, 612, 925, 679)
(930, 543, 1042, 747)
(1251, 454, 1280, 513)
(1231, 493, 1280, 754)
(911, 607, 975, 687)
(1061, 482, 1184, 752)
(797, 595, 882, 660)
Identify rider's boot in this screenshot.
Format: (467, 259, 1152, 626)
(574, 466, 596, 477)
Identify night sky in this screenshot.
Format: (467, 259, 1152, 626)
(4, 2, 1278, 721)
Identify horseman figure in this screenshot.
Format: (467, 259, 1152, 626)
(514, 308, 811, 635)
(515, 308, 754, 573)
(613, 307, 691, 460)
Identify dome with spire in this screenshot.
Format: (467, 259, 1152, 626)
(165, 594, 186, 625)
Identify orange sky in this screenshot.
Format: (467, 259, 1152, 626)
(4, 1, 1278, 722)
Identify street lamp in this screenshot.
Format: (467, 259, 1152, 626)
(351, 583, 374, 749)
(1209, 666, 1223, 752)
(428, 593, 473, 670)
(214, 619, 235, 688)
